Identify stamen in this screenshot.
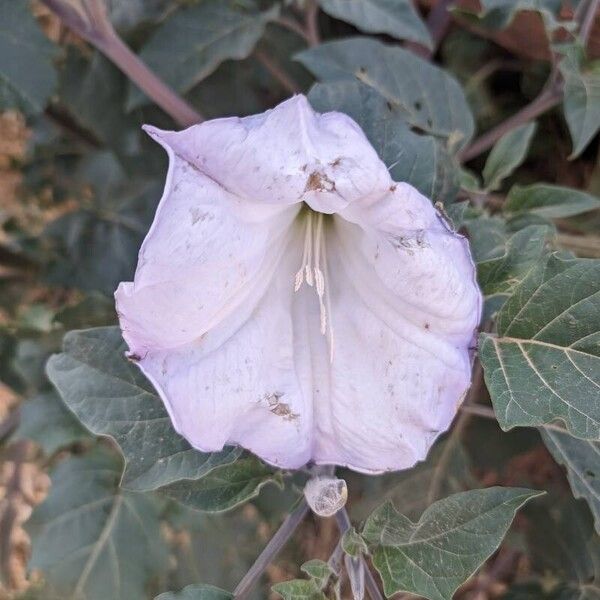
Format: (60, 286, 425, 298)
(313, 213, 327, 335)
(294, 212, 313, 291)
(305, 212, 314, 286)
(294, 210, 335, 361)
(321, 231, 335, 364)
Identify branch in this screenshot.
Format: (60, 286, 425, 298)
(460, 403, 570, 434)
(459, 85, 562, 162)
(581, 0, 600, 44)
(405, 0, 455, 59)
(335, 508, 385, 600)
(460, 0, 599, 162)
(233, 499, 309, 599)
(40, 0, 202, 127)
(255, 50, 301, 94)
(275, 15, 313, 44)
(427, 0, 456, 55)
(304, 0, 321, 47)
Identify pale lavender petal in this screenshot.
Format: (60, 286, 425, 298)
(310, 186, 481, 473)
(143, 95, 392, 213)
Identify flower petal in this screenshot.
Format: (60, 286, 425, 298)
(116, 126, 299, 355)
(133, 227, 315, 468)
(117, 96, 482, 474)
(143, 95, 391, 213)
(310, 185, 481, 473)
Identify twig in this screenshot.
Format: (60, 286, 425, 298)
(40, 0, 202, 127)
(335, 508, 385, 600)
(556, 232, 600, 257)
(0, 410, 20, 444)
(406, 0, 455, 59)
(459, 85, 562, 162)
(459, 403, 570, 434)
(44, 105, 102, 148)
(580, 0, 600, 44)
(255, 50, 301, 94)
(275, 15, 313, 44)
(427, 0, 455, 55)
(460, 0, 600, 162)
(233, 499, 309, 599)
(304, 0, 321, 47)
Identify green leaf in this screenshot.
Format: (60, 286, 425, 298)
(482, 122, 537, 191)
(272, 580, 327, 600)
(476, 225, 552, 297)
(0, 0, 57, 113)
(159, 457, 281, 513)
(342, 528, 368, 558)
(541, 428, 600, 534)
(460, 0, 565, 31)
(28, 447, 169, 600)
(361, 487, 543, 600)
(46, 327, 241, 491)
(318, 0, 432, 47)
(300, 560, 335, 588)
(480, 254, 600, 439)
(155, 584, 233, 600)
(60, 50, 141, 154)
(470, 222, 552, 320)
(349, 436, 477, 524)
(505, 184, 600, 219)
(43, 153, 160, 295)
(128, 0, 277, 109)
(14, 391, 90, 455)
(272, 563, 334, 600)
(308, 80, 459, 203)
(108, 0, 171, 32)
(524, 496, 600, 600)
(560, 50, 600, 159)
(297, 38, 474, 151)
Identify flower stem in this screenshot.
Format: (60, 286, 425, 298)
(233, 498, 310, 599)
(40, 0, 202, 127)
(335, 508, 385, 600)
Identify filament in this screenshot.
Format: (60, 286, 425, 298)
(294, 211, 334, 362)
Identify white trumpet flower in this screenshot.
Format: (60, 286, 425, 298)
(116, 95, 481, 474)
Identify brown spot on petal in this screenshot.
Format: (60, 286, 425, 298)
(264, 392, 299, 421)
(305, 171, 336, 193)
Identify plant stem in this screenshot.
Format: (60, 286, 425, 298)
(460, 0, 599, 162)
(99, 28, 200, 127)
(406, 0, 455, 59)
(233, 499, 309, 599)
(459, 85, 562, 162)
(40, 0, 202, 127)
(304, 0, 321, 47)
(427, 0, 456, 55)
(581, 0, 600, 44)
(335, 508, 385, 600)
(275, 15, 313, 44)
(255, 50, 301, 94)
(459, 403, 570, 434)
